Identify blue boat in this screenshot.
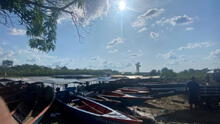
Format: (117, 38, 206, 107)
(56, 90, 143, 124)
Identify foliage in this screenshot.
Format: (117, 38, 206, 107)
(176, 68, 209, 82)
(148, 67, 218, 84)
(0, 64, 119, 77)
(160, 67, 177, 82)
(149, 69, 160, 76)
(0, 0, 83, 52)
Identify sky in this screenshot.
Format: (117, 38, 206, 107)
(0, 0, 220, 72)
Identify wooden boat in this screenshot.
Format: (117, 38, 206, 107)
(86, 95, 121, 107)
(0, 80, 55, 124)
(56, 91, 143, 124)
(100, 91, 152, 106)
(101, 91, 151, 100)
(116, 87, 149, 95)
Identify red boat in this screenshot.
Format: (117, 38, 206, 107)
(56, 90, 143, 124)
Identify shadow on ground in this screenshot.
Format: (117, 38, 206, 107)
(155, 109, 220, 124)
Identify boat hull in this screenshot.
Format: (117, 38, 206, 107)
(0, 80, 55, 124)
(56, 97, 142, 124)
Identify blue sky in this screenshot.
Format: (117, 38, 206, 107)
(0, 0, 220, 72)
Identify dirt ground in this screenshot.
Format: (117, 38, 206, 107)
(128, 95, 220, 124)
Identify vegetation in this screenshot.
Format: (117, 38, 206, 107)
(149, 68, 220, 84)
(0, 0, 83, 52)
(0, 63, 219, 84)
(0, 64, 119, 77)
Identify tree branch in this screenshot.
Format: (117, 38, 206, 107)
(25, 0, 76, 14)
(60, 0, 76, 10)
(71, 12, 82, 42)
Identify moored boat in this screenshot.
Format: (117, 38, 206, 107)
(0, 79, 55, 124)
(100, 91, 152, 106)
(116, 87, 149, 94)
(87, 95, 121, 107)
(56, 90, 143, 124)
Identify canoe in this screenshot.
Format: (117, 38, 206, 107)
(86, 95, 121, 107)
(0, 80, 55, 124)
(100, 91, 152, 106)
(56, 91, 143, 124)
(116, 87, 149, 95)
(101, 91, 151, 101)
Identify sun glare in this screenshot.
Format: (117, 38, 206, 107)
(118, 0, 126, 11)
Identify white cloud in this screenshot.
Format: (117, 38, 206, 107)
(129, 50, 143, 58)
(0, 47, 3, 55)
(83, 0, 110, 25)
(88, 56, 132, 70)
(90, 56, 102, 61)
(172, 15, 193, 25)
(106, 37, 124, 49)
(125, 63, 133, 68)
(130, 53, 142, 58)
(50, 58, 75, 68)
(157, 15, 193, 26)
(158, 41, 214, 66)
(167, 55, 187, 65)
(150, 32, 159, 39)
(138, 27, 147, 33)
(9, 28, 26, 35)
(26, 58, 37, 63)
(108, 49, 118, 53)
(158, 50, 188, 66)
(138, 8, 164, 19)
(57, 13, 73, 24)
(0, 47, 130, 70)
(6, 51, 14, 58)
(0, 49, 16, 63)
(103, 61, 133, 70)
(0, 41, 8, 46)
(210, 49, 220, 59)
(178, 41, 213, 51)
(58, 0, 110, 26)
(185, 27, 194, 31)
(132, 8, 164, 29)
(132, 18, 145, 28)
(158, 50, 176, 60)
(16, 49, 57, 64)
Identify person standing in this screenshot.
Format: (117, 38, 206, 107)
(187, 77, 200, 110)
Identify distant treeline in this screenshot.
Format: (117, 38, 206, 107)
(0, 64, 120, 77)
(147, 67, 220, 84)
(0, 64, 219, 84)
(124, 67, 220, 84)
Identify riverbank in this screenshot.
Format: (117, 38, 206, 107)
(40, 94, 220, 124)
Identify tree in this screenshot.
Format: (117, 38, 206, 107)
(160, 67, 177, 82)
(0, 64, 120, 76)
(0, 0, 83, 52)
(61, 66, 68, 70)
(149, 69, 160, 76)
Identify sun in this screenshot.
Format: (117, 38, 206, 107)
(118, 0, 126, 11)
